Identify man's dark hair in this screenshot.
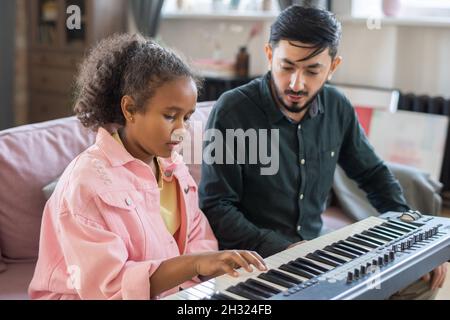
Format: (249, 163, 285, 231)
(269, 5, 342, 60)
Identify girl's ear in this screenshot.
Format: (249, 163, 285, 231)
(121, 96, 137, 123)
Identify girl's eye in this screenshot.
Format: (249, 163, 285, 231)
(164, 115, 176, 121)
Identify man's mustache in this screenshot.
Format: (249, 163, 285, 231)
(284, 90, 308, 97)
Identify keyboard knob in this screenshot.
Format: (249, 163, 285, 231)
(378, 256, 384, 266)
(361, 265, 367, 275)
(389, 251, 395, 261)
(384, 254, 389, 263)
(354, 268, 360, 279)
(347, 272, 354, 283)
(401, 242, 406, 251)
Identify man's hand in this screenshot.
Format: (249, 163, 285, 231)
(287, 240, 308, 249)
(421, 263, 448, 290)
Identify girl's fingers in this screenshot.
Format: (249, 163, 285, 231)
(221, 262, 239, 278)
(228, 251, 253, 272)
(241, 251, 267, 271)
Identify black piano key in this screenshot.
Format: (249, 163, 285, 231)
(279, 264, 314, 279)
(239, 282, 273, 298)
(369, 229, 397, 240)
(227, 284, 265, 300)
(382, 222, 411, 233)
(338, 240, 370, 253)
(362, 230, 394, 242)
(306, 252, 340, 267)
(372, 226, 403, 238)
(387, 219, 418, 230)
(333, 243, 365, 256)
(245, 278, 281, 295)
(209, 293, 236, 300)
(324, 245, 358, 259)
(377, 224, 408, 237)
(314, 249, 346, 264)
(289, 261, 323, 276)
(353, 234, 384, 246)
(346, 236, 378, 249)
(295, 257, 330, 272)
(258, 270, 301, 288)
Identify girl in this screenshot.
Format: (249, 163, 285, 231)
(28, 34, 266, 300)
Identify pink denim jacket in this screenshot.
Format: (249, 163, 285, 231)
(28, 128, 218, 300)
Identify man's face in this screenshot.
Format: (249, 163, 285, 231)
(265, 40, 341, 113)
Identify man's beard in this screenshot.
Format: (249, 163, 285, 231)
(271, 78, 325, 114)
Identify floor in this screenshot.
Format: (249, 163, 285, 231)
(436, 208, 450, 300)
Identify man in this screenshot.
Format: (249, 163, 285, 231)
(199, 6, 446, 299)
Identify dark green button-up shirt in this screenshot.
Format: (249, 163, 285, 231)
(199, 72, 409, 258)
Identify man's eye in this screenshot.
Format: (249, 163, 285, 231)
(282, 66, 294, 71)
(307, 71, 319, 76)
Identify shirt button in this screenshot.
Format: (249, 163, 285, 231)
(297, 226, 302, 232)
(300, 194, 304, 200)
(331, 151, 335, 158)
(125, 198, 133, 206)
(298, 125, 302, 130)
(300, 159, 306, 165)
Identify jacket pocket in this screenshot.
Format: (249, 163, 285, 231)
(96, 190, 148, 258)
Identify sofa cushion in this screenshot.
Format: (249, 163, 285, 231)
(0, 117, 95, 261)
(0, 262, 36, 300)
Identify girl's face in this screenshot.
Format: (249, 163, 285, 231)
(125, 77, 197, 161)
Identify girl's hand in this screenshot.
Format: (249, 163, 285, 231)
(194, 250, 267, 278)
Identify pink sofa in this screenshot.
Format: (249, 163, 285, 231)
(0, 101, 353, 300)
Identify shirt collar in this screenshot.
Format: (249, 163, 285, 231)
(95, 127, 183, 177)
(260, 72, 324, 124)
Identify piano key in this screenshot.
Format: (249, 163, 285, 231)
(245, 278, 282, 295)
(240, 282, 274, 298)
(338, 240, 371, 252)
(185, 286, 210, 299)
(357, 232, 390, 244)
(227, 284, 266, 300)
(324, 245, 358, 259)
(289, 260, 323, 276)
(362, 230, 394, 242)
(333, 243, 365, 256)
(192, 283, 216, 296)
(376, 225, 407, 237)
(279, 264, 315, 279)
(173, 288, 206, 300)
(306, 252, 340, 267)
(383, 222, 411, 233)
(353, 234, 385, 246)
(314, 250, 347, 264)
(371, 226, 403, 238)
(258, 270, 299, 288)
(295, 257, 330, 272)
(387, 219, 418, 230)
(208, 293, 236, 300)
(346, 236, 378, 249)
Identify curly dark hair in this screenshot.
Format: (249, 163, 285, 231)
(74, 33, 201, 129)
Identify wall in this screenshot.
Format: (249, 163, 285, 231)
(0, 0, 16, 130)
(158, 17, 450, 98)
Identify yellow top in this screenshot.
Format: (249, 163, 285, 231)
(112, 132, 180, 235)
